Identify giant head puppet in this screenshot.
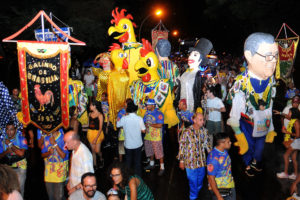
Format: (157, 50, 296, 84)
(155, 39, 179, 92)
(177, 38, 213, 112)
(227, 32, 278, 174)
(108, 7, 142, 84)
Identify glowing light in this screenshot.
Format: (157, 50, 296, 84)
(155, 9, 163, 16)
(172, 30, 179, 36)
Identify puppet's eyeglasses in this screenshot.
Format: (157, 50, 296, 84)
(255, 51, 278, 62)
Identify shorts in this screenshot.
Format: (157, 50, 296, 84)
(87, 129, 104, 144)
(119, 141, 125, 155)
(144, 140, 164, 159)
(85, 87, 93, 97)
(291, 138, 300, 150)
(206, 120, 222, 135)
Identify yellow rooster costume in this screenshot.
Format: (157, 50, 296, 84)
(108, 7, 142, 84)
(131, 39, 179, 128)
(92, 52, 112, 101)
(107, 43, 131, 129)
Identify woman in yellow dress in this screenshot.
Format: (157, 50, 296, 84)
(87, 100, 105, 168)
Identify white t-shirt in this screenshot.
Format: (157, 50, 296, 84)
(70, 143, 94, 188)
(117, 113, 146, 149)
(84, 74, 95, 88)
(69, 189, 106, 200)
(283, 105, 292, 128)
(207, 97, 224, 122)
(252, 107, 272, 137)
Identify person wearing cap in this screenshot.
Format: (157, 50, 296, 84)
(177, 99, 194, 141)
(155, 39, 180, 92)
(143, 99, 165, 176)
(175, 38, 213, 112)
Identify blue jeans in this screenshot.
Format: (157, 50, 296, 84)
(125, 146, 142, 177)
(186, 167, 206, 200)
(240, 118, 266, 166)
(45, 182, 65, 200)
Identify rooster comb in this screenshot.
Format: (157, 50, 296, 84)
(110, 7, 137, 28)
(140, 39, 154, 57)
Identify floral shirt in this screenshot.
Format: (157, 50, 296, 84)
(178, 125, 212, 169)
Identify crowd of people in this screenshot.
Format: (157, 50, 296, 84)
(0, 34, 300, 200)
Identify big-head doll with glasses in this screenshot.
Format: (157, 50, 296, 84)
(227, 32, 278, 176)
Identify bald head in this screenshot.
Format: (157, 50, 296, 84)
(192, 113, 204, 129)
(64, 130, 80, 150)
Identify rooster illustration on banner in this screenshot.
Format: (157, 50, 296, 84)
(34, 84, 54, 111)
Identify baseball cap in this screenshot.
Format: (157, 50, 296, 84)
(146, 99, 156, 105)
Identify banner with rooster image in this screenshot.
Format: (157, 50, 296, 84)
(275, 37, 299, 82)
(17, 41, 69, 133)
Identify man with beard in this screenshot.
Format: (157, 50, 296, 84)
(69, 172, 106, 200)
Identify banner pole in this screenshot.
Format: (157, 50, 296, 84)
(275, 23, 285, 40)
(283, 23, 288, 39)
(41, 12, 45, 41)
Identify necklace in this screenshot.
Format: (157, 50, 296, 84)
(245, 70, 273, 110)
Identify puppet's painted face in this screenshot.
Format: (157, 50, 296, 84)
(246, 42, 278, 80)
(188, 51, 201, 70)
(100, 56, 111, 71)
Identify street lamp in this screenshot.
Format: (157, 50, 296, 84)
(138, 9, 163, 42)
(172, 30, 179, 37)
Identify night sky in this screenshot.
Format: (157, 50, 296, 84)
(1, 0, 300, 88)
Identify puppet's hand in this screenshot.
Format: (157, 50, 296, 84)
(234, 133, 248, 155)
(265, 131, 277, 143)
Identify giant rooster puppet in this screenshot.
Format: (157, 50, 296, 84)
(107, 43, 131, 129)
(108, 7, 142, 84)
(131, 39, 179, 128)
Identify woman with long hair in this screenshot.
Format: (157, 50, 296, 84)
(88, 100, 105, 169)
(109, 162, 154, 200)
(277, 107, 300, 180)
